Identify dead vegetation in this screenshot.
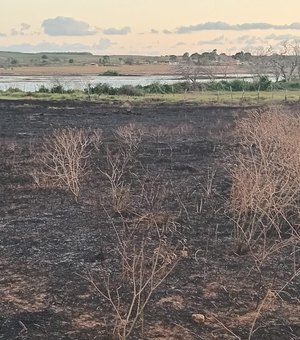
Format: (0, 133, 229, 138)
(228, 107, 300, 260)
(31, 127, 103, 200)
(226, 106, 300, 339)
(1, 100, 300, 339)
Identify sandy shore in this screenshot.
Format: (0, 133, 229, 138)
(0, 64, 177, 76)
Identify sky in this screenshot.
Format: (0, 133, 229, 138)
(1, 0, 300, 55)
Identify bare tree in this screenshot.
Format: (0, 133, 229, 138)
(177, 61, 216, 90)
(270, 40, 300, 81)
(248, 46, 272, 79)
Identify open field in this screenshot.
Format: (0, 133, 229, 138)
(0, 51, 247, 77)
(0, 99, 299, 339)
(0, 64, 178, 76)
(0, 63, 248, 77)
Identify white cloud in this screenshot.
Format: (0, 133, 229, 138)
(176, 21, 300, 33)
(10, 23, 31, 36)
(198, 35, 227, 45)
(42, 17, 96, 36)
(265, 33, 300, 41)
(0, 42, 91, 52)
(236, 35, 265, 45)
(93, 38, 112, 50)
(102, 27, 131, 35)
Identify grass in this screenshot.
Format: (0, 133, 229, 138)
(1, 89, 300, 104)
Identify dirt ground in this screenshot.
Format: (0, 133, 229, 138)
(0, 99, 299, 339)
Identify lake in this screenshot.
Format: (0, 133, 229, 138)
(0, 75, 181, 92)
(0, 73, 264, 92)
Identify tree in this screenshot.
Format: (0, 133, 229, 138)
(232, 51, 252, 63)
(190, 52, 201, 65)
(177, 60, 213, 89)
(270, 40, 299, 82)
(103, 55, 110, 65)
(124, 57, 134, 65)
(248, 46, 272, 79)
(182, 52, 190, 62)
(169, 55, 177, 62)
(178, 52, 218, 86)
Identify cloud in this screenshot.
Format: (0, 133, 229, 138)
(93, 38, 112, 50)
(198, 35, 227, 45)
(42, 17, 96, 36)
(0, 32, 6, 37)
(236, 35, 265, 45)
(10, 23, 31, 36)
(11, 29, 19, 36)
(0, 42, 91, 52)
(102, 26, 131, 35)
(162, 29, 173, 34)
(176, 21, 300, 33)
(265, 33, 300, 41)
(20, 23, 31, 31)
(174, 42, 186, 46)
(150, 29, 159, 34)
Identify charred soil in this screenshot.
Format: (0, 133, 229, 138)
(0, 99, 299, 339)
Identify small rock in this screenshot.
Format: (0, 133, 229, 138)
(192, 313, 205, 324)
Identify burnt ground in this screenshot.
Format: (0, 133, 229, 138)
(0, 99, 299, 340)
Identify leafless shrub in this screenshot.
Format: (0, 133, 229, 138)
(100, 124, 147, 214)
(90, 128, 104, 151)
(115, 123, 144, 153)
(132, 211, 177, 236)
(100, 144, 135, 213)
(85, 213, 181, 340)
(134, 174, 170, 211)
(112, 184, 132, 214)
(228, 107, 300, 264)
(33, 127, 103, 201)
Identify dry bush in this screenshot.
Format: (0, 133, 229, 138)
(100, 144, 135, 214)
(115, 123, 145, 153)
(135, 174, 171, 211)
(32, 127, 103, 201)
(133, 211, 175, 230)
(85, 213, 181, 340)
(228, 107, 300, 261)
(91, 127, 185, 338)
(100, 124, 146, 213)
(112, 184, 132, 214)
